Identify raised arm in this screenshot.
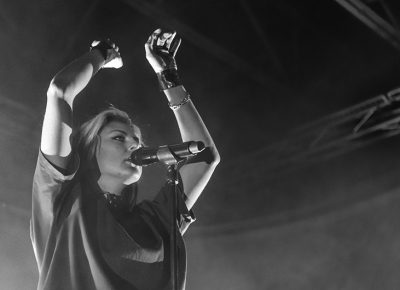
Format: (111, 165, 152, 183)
(41, 41, 122, 171)
(145, 29, 220, 210)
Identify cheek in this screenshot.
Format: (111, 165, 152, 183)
(100, 140, 123, 157)
(96, 143, 120, 170)
(95, 150, 107, 173)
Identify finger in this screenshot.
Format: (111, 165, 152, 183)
(160, 31, 173, 41)
(149, 33, 158, 50)
(115, 46, 119, 52)
(117, 52, 123, 64)
(108, 56, 123, 69)
(110, 50, 121, 59)
(152, 28, 162, 37)
(164, 31, 176, 50)
(156, 37, 167, 47)
(144, 41, 152, 55)
(170, 37, 181, 57)
(157, 31, 172, 47)
(91, 40, 100, 47)
(152, 28, 164, 46)
(117, 57, 123, 68)
(145, 35, 152, 51)
(157, 31, 174, 49)
(145, 36, 157, 55)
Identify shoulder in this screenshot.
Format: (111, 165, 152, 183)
(35, 149, 80, 183)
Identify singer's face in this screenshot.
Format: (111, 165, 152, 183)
(96, 121, 143, 185)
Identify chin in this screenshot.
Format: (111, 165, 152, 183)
(125, 170, 142, 184)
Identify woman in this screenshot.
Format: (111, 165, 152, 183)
(31, 29, 220, 290)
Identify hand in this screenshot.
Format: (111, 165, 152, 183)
(91, 39, 123, 69)
(145, 28, 181, 73)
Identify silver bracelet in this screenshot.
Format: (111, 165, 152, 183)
(168, 94, 191, 110)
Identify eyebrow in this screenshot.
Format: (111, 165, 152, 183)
(109, 129, 142, 142)
(110, 129, 128, 135)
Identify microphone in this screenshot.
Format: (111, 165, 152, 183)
(129, 141, 205, 166)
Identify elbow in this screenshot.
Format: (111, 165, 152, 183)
(201, 143, 220, 166)
(210, 147, 221, 167)
(47, 80, 64, 100)
(47, 77, 69, 100)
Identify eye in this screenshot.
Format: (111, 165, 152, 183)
(113, 135, 125, 142)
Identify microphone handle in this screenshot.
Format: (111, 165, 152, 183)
(168, 141, 205, 157)
(131, 141, 205, 166)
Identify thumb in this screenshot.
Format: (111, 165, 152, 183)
(170, 37, 181, 58)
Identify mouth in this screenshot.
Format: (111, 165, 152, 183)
(124, 159, 136, 167)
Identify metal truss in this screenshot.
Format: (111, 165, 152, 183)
(272, 87, 400, 169)
(197, 87, 400, 232)
(334, 0, 400, 51)
(221, 87, 400, 194)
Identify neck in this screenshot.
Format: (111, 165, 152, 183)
(97, 175, 125, 196)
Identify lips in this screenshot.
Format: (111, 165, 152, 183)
(124, 159, 136, 166)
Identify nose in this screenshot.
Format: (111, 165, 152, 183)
(128, 139, 140, 151)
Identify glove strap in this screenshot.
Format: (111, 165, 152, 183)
(157, 68, 182, 90)
(90, 41, 113, 61)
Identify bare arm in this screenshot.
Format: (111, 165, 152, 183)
(41, 42, 121, 171)
(145, 29, 220, 210)
(164, 86, 220, 210)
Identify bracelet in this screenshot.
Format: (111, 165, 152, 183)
(90, 41, 113, 61)
(168, 94, 191, 110)
(157, 68, 182, 90)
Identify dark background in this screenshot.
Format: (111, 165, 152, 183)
(2, 0, 400, 288)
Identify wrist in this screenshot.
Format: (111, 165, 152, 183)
(168, 94, 191, 111)
(89, 49, 106, 65)
(163, 86, 192, 111)
(90, 41, 113, 61)
(156, 68, 182, 90)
